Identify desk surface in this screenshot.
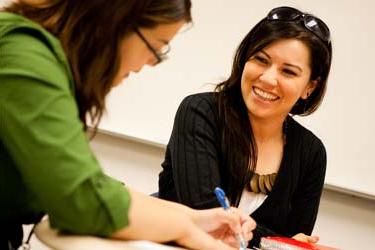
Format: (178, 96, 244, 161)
(35, 219, 186, 250)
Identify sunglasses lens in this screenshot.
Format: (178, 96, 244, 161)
(267, 7, 331, 46)
(268, 7, 301, 20)
(304, 15, 330, 43)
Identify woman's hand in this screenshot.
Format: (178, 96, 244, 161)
(113, 189, 254, 250)
(190, 207, 256, 248)
(292, 233, 319, 243)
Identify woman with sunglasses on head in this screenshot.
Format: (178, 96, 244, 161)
(0, 1, 256, 249)
(159, 6, 332, 248)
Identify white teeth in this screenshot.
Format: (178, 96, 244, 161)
(253, 87, 278, 101)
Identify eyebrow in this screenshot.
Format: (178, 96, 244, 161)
(259, 50, 303, 73)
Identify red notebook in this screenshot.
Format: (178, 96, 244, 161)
(260, 236, 340, 250)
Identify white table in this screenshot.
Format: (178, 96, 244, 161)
(34, 218, 186, 250)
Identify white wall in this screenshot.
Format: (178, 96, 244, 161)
(0, 0, 10, 8)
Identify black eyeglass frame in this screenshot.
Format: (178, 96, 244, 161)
(267, 6, 331, 47)
(133, 27, 170, 64)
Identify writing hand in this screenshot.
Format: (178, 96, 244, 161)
(191, 207, 256, 248)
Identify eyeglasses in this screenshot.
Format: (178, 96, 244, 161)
(133, 27, 171, 64)
(267, 6, 331, 46)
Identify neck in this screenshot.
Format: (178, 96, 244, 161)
(250, 115, 287, 143)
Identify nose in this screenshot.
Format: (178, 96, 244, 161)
(147, 55, 159, 67)
(259, 66, 278, 86)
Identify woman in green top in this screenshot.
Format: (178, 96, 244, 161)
(0, 0, 256, 249)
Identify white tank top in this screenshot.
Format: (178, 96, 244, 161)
(238, 189, 267, 215)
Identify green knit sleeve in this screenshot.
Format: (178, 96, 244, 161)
(0, 29, 130, 236)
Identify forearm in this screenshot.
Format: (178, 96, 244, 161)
(110, 188, 194, 242)
(152, 193, 194, 214)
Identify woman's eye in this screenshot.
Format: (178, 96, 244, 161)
(283, 69, 297, 76)
(254, 55, 268, 64)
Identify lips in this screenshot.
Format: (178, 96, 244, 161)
(253, 87, 279, 101)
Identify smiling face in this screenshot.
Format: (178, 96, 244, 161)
(241, 38, 317, 122)
(113, 20, 185, 86)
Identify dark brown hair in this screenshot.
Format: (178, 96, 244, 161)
(215, 12, 332, 205)
(5, 0, 192, 130)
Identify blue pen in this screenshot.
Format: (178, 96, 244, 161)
(214, 187, 247, 250)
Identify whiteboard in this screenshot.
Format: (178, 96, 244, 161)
(99, 0, 375, 198)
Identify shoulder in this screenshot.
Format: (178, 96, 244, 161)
(0, 12, 63, 55)
(180, 92, 217, 107)
(287, 118, 327, 184)
(287, 117, 326, 157)
(173, 92, 219, 130)
(178, 92, 218, 116)
(0, 12, 72, 91)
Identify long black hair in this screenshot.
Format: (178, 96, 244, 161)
(215, 11, 332, 205)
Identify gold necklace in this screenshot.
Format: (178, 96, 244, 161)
(247, 172, 277, 195)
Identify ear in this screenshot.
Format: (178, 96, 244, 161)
(301, 79, 318, 100)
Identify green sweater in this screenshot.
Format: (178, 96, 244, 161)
(0, 12, 130, 237)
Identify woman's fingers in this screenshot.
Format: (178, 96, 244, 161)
(177, 223, 240, 250)
(293, 233, 307, 242)
(309, 235, 319, 243)
(191, 206, 256, 248)
(293, 233, 319, 243)
(214, 207, 255, 246)
(241, 220, 255, 241)
(190, 208, 239, 233)
(209, 208, 243, 233)
(230, 207, 256, 241)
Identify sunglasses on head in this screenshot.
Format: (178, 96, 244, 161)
(267, 6, 331, 47)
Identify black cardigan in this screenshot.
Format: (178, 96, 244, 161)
(158, 92, 326, 247)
